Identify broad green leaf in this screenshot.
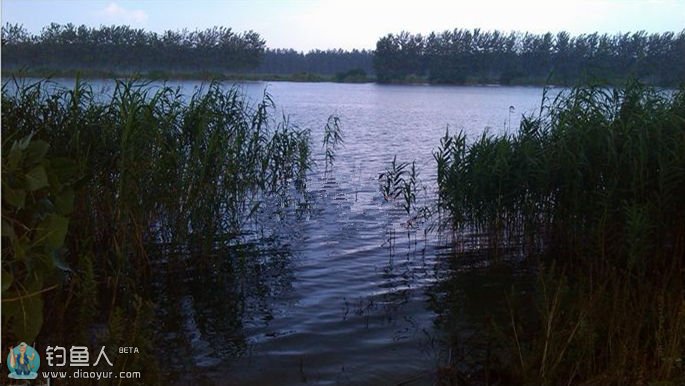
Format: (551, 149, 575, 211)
(25, 140, 50, 164)
(15, 133, 35, 151)
(3, 187, 26, 209)
(2, 219, 17, 241)
(54, 188, 75, 215)
(2, 291, 44, 343)
(35, 214, 69, 250)
(13, 238, 29, 261)
(6, 146, 24, 171)
(2, 270, 12, 292)
(31, 251, 57, 280)
(6, 134, 33, 169)
(49, 157, 79, 184)
(25, 165, 49, 191)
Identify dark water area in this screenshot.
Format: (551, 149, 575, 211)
(8, 79, 547, 384)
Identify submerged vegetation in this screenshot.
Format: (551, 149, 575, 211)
(435, 82, 685, 384)
(1, 79, 312, 383)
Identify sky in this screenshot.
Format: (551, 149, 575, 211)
(1, 0, 684, 51)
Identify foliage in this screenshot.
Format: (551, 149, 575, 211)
(374, 28, 685, 85)
(322, 115, 343, 171)
(379, 156, 425, 221)
(374, 31, 425, 83)
(1, 23, 375, 78)
(2, 131, 80, 343)
(436, 82, 685, 383)
(1, 23, 265, 72)
(258, 49, 374, 76)
(1, 78, 312, 383)
(495, 264, 685, 385)
(335, 68, 368, 83)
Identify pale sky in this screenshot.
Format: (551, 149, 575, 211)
(1, 0, 684, 51)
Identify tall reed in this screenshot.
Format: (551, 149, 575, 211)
(322, 114, 343, 171)
(436, 81, 685, 383)
(1, 78, 312, 383)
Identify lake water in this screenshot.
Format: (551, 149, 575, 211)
(152, 81, 545, 385)
(149, 81, 546, 385)
(24, 80, 549, 384)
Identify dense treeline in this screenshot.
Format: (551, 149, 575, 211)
(374, 29, 685, 85)
(1, 23, 265, 72)
(4, 23, 685, 85)
(256, 48, 373, 75)
(1, 23, 373, 77)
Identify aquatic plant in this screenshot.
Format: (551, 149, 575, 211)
(1, 78, 313, 383)
(322, 114, 343, 171)
(378, 155, 435, 231)
(436, 81, 685, 383)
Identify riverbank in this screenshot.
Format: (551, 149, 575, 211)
(3, 68, 656, 88)
(0, 69, 517, 86)
(1, 68, 376, 83)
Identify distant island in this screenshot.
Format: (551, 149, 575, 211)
(2, 23, 684, 86)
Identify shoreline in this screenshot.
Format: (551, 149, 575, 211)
(1, 69, 673, 88)
(1, 68, 375, 84)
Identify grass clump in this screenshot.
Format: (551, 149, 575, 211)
(1, 78, 312, 383)
(436, 81, 685, 384)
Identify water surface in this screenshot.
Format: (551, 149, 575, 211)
(149, 82, 545, 385)
(17, 79, 548, 384)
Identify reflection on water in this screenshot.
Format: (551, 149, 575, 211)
(132, 82, 548, 385)
(153, 239, 294, 369)
(151, 188, 309, 381)
(428, 244, 535, 383)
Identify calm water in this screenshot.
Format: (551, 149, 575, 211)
(24, 80, 548, 384)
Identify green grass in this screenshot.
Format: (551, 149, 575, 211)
(436, 81, 685, 384)
(1, 78, 312, 384)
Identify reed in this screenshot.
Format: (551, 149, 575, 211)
(379, 155, 422, 217)
(436, 81, 685, 383)
(1, 78, 312, 383)
(322, 114, 343, 172)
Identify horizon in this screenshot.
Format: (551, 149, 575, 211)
(2, 0, 685, 52)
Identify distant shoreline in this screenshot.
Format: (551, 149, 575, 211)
(1, 68, 375, 84)
(1, 68, 663, 88)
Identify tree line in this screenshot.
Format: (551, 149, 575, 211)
(1, 23, 373, 77)
(1, 23, 265, 72)
(3, 23, 685, 85)
(256, 48, 373, 75)
(374, 29, 685, 85)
